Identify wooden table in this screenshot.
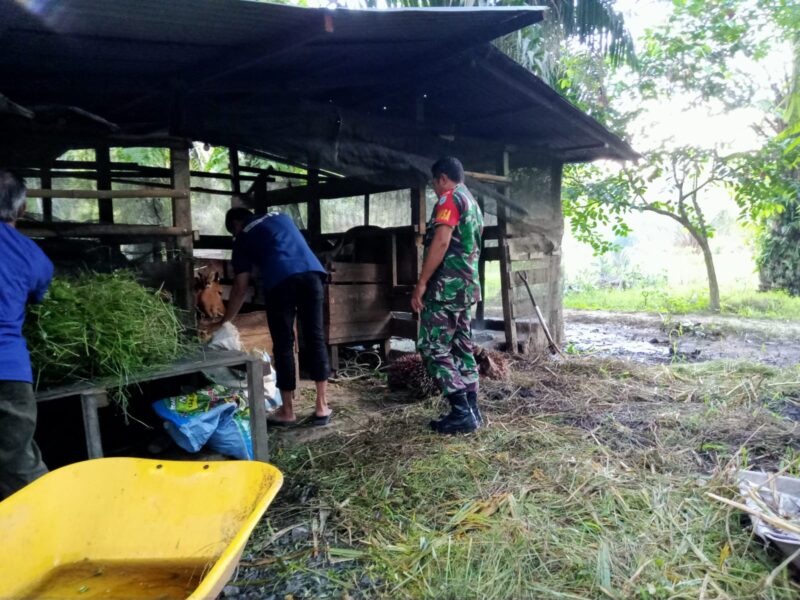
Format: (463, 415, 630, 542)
(34, 350, 269, 462)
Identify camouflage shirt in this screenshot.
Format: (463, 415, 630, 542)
(423, 183, 484, 306)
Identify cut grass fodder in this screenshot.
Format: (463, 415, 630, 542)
(25, 272, 192, 410)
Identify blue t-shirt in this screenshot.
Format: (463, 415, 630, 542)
(0, 223, 53, 383)
(231, 213, 325, 291)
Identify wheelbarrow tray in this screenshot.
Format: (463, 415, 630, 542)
(738, 470, 800, 569)
(0, 458, 282, 599)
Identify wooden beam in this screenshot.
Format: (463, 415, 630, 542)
(18, 222, 192, 239)
(170, 145, 194, 315)
(247, 358, 269, 461)
(238, 165, 312, 180)
(97, 145, 113, 224)
(497, 151, 518, 353)
(391, 232, 398, 287)
(410, 187, 427, 281)
(109, 178, 239, 196)
(262, 176, 398, 207)
(26, 188, 188, 199)
(410, 187, 427, 235)
(229, 146, 241, 197)
(476, 196, 486, 327)
(34, 350, 257, 401)
(307, 165, 321, 236)
(40, 166, 52, 222)
(80, 392, 106, 459)
(17, 165, 256, 183)
(465, 170, 511, 184)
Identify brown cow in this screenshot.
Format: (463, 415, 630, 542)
(195, 271, 225, 318)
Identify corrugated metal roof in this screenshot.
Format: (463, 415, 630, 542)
(0, 0, 636, 167)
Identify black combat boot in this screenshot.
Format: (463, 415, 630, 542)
(430, 390, 479, 435)
(466, 390, 483, 427)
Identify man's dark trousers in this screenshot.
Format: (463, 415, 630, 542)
(0, 381, 47, 499)
(265, 272, 330, 390)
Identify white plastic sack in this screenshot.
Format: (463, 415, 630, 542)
(203, 322, 282, 410)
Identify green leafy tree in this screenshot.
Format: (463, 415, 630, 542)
(566, 147, 743, 311)
(562, 0, 800, 305)
(733, 138, 800, 294)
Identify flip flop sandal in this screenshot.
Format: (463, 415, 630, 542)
(267, 418, 297, 428)
(306, 411, 333, 427)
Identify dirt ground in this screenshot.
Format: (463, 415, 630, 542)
(563, 309, 800, 366)
(216, 310, 800, 599)
(226, 353, 800, 599)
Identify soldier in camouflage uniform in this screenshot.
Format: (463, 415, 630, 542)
(411, 157, 484, 434)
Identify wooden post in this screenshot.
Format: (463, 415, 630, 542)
(329, 345, 340, 373)
(307, 165, 321, 235)
(80, 392, 106, 459)
(549, 162, 565, 345)
(390, 232, 398, 287)
(410, 187, 426, 279)
(170, 145, 194, 315)
(41, 166, 52, 222)
(253, 173, 268, 214)
(497, 152, 518, 353)
(247, 357, 269, 462)
(97, 145, 113, 223)
(229, 146, 241, 199)
(476, 196, 486, 328)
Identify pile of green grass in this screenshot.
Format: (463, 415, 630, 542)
(564, 286, 800, 320)
(25, 272, 190, 404)
(236, 359, 800, 599)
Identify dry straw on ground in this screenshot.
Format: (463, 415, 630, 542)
(235, 356, 800, 599)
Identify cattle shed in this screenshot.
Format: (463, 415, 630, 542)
(0, 0, 636, 372)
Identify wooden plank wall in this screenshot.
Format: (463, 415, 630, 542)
(326, 260, 392, 345)
(502, 162, 565, 352)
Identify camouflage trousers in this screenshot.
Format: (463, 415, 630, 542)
(417, 301, 479, 396)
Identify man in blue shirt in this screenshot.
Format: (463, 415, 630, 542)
(217, 207, 331, 426)
(0, 170, 53, 499)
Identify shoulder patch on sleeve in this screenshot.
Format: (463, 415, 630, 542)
(433, 190, 460, 227)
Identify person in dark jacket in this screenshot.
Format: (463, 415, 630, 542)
(218, 207, 331, 426)
(0, 170, 53, 498)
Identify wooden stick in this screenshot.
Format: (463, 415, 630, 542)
(26, 188, 188, 199)
(706, 492, 800, 536)
(517, 270, 564, 356)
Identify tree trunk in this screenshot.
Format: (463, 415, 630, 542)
(696, 236, 721, 312)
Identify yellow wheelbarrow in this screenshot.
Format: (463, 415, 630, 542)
(0, 458, 283, 599)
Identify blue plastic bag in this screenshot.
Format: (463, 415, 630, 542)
(152, 385, 253, 460)
(207, 412, 253, 460)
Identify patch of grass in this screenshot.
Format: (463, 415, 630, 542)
(24, 272, 191, 410)
(564, 286, 800, 320)
(237, 359, 800, 599)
